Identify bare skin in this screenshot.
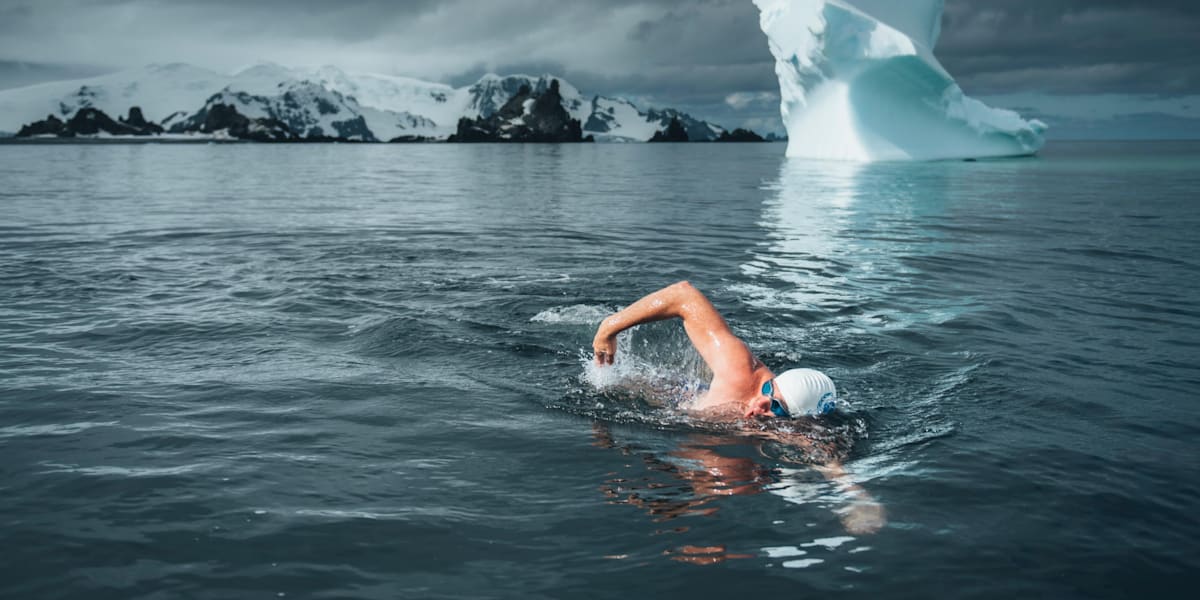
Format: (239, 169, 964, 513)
(592, 281, 779, 418)
(591, 281, 886, 534)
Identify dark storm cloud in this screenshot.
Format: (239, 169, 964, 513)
(940, 0, 1200, 95)
(445, 0, 776, 106)
(0, 0, 1196, 107)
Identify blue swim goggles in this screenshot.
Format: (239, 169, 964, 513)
(761, 379, 790, 418)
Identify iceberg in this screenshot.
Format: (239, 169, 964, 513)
(753, 0, 1046, 161)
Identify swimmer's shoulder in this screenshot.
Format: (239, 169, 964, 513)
(687, 358, 771, 417)
(686, 382, 745, 417)
(685, 401, 744, 421)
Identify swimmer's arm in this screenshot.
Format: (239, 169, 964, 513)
(755, 430, 887, 534)
(593, 281, 757, 379)
(817, 461, 887, 535)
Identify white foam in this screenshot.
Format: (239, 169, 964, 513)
(802, 535, 856, 549)
(0, 421, 118, 438)
(579, 327, 709, 399)
(782, 558, 825, 569)
(38, 461, 217, 477)
(763, 546, 807, 558)
(530, 304, 612, 324)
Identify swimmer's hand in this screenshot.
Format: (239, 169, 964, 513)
(838, 501, 887, 535)
(818, 462, 887, 535)
(592, 327, 617, 366)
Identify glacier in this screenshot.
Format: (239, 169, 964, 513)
(753, 0, 1047, 161)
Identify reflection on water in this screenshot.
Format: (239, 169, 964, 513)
(734, 157, 968, 471)
(592, 423, 764, 564)
(592, 421, 885, 564)
(3, 141, 1197, 595)
(739, 159, 954, 318)
(593, 423, 769, 516)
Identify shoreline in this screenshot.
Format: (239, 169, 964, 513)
(0, 136, 785, 146)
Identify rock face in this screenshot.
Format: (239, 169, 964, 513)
(66, 108, 133, 135)
(448, 80, 590, 143)
(17, 106, 163, 137)
(387, 135, 437, 143)
(465, 75, 588, 122)
(644, 109, 723, 141)
(16, 114, 67, 136)
(648, 117, 689, 142)
(169, 102, 293, 142)
(120, 107, 164, 134)
(166, 85, 383, 142)
(715, 128, 766, 142)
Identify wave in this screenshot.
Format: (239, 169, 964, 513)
(529, 304, 612, 324)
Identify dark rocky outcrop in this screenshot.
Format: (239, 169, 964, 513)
(119, 107, 163, 134)
(714, 128, 766, 142)
(165, 87, 378, 142)
(169, 103, 293, 142)
(648, 117, 689, 142)
(17, 107, 164, 137)
(329, 115, 373, 141)
(66, 108, 140, 135)
(645, 109, 720, 141)
(17, 114, 67, 137)
(448, 80, 590, 143)
(388, 135, 437, 143)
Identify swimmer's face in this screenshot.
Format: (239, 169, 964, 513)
(744, 379, 788, 419)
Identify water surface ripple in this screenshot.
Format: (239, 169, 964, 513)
(1, 142, 1197, 598)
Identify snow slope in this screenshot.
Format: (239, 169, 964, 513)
(0, 63, 230, 133)
(586, 96, 660, 142)
(464, 74, 590, 122)
(753, 0, 1046, 161)
(169, 82, 439, 142)
(310, 66, 461, 133)
(586, 96, 725, 142)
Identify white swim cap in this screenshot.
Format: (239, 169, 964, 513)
(774, 368, 838, 417)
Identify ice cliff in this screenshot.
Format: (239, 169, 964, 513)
(754, 0, 1047, 161)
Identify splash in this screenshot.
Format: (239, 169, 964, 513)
(580, 322, 712, 411)
(565, 321, 866, 463)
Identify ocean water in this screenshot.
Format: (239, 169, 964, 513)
(1, 141, 1197, 598)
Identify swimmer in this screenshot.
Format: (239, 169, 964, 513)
(592, 281, 837, 420)
(592, 281, 885, 534)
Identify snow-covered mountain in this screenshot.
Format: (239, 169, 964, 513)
(646, 108, 725, 142)
(165, 81, 438, 142)
(586, 96, 659, 142)
(0, 63, 225, 136)
(584, 96, 725, 142)
(0, 62, 725, 142)
(463, 74, 590, 122)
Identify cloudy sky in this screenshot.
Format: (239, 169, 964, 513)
(1, 0, 1197, 137)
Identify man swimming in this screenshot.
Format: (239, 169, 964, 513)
(592, 281, 838, 420)
(591, 281, 886, 534)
